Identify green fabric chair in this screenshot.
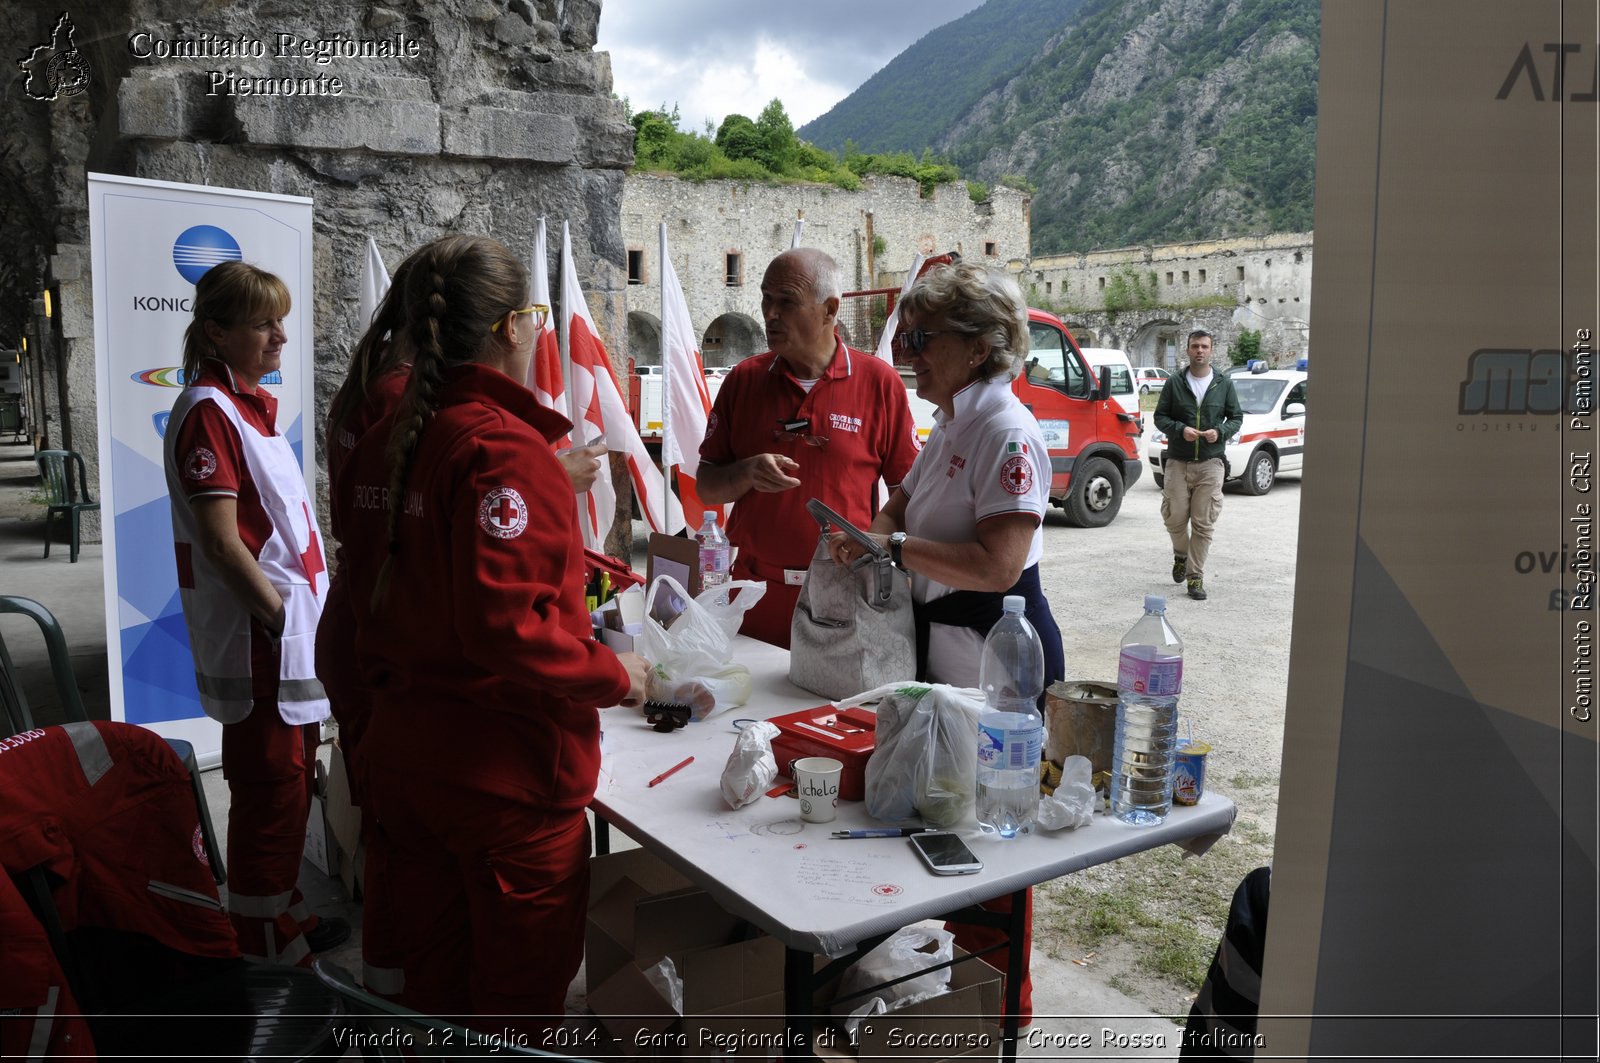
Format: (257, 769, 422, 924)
(35, 448, 100, 563)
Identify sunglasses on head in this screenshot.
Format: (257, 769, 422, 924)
(891, 328, 962, 356)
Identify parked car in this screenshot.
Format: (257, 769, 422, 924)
(1146, 367, 1307, 495)
(1078, 347, 1142, 432)
(1133, 366, 1171, 394)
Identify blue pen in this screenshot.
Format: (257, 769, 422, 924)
(830, 828, 932, 839)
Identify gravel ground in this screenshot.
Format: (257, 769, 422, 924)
(1031, 457, 1300, 1017)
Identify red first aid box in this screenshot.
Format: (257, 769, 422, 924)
(769, 705, 877, 802)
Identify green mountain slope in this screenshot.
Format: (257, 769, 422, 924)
(798, 0, 1090, 156)
(800, 0, 1320, 254)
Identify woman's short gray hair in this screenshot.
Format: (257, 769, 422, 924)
(898, 263, 1029, 381)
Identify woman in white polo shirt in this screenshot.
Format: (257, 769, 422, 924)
(828, 260, 1064, 1026)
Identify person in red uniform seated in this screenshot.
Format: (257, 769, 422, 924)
(320, 252, 607, 804)
(332, 234, 649, 1035)
(164, 261, 349, 966)
(696, 247, 921, 646)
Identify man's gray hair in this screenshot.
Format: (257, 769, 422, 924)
(781, 247, 841, 304)
(897, 263, 1030, 381)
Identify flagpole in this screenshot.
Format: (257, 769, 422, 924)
(558, 221, 576, 426)
(659, 222, 672, 497)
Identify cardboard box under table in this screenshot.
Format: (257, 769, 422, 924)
(586, 849, 789, 1058)
(591, 637, 1237, 1062)
(813, 945, 1000, 1063)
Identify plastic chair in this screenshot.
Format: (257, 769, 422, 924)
(2, 723, 349, 1060)
(312, 960, 598, 1060)
(0, 594, 225, 883)
(35, 448, 100, 562)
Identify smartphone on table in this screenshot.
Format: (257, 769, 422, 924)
(909, 831, 984, 875)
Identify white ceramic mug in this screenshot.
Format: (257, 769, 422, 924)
(793, 756, 843, 823)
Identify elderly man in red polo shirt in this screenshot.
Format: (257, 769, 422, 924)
(697, 248, 921, 647)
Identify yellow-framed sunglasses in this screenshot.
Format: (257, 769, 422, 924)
(491, 304, 550, 332)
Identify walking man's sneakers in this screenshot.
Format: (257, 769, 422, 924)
(1172, 554, 1188, 584)
(1187, 577, 1207, 601)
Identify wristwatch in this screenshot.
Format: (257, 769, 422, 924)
(888, 532, 908, 572)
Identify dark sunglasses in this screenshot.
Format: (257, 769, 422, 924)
(891, 328, 962, 356)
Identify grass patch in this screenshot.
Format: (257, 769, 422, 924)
(1139, 923, 1217, 988)
(1034, 814, 1273, 1011)
(1229, 771, 1277, 790)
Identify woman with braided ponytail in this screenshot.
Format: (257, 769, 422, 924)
(332, 234, 648, 1033)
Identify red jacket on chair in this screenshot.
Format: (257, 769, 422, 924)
(0, 722, 239, 1056)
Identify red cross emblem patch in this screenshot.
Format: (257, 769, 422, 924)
(1000, 455, 1033, 496)
(184, 446, 217, 481)
(478, 486, 529, 539)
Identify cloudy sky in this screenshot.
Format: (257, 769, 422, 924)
(595, 0, 986, 134)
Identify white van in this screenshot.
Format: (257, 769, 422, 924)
(1078, 347, 1141, 430)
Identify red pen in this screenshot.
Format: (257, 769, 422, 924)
(647, 756, 694, 788)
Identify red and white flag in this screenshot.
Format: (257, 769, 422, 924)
(358, 236, 390, 331)
(659, 224, 718, 528)
(560, 222, 678, 546)
(528, 219, 566, 437)
(873, 252, 926, 366)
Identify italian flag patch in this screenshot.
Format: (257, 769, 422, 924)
(1006, 441, 1029, 455)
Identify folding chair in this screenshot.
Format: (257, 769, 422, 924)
(312, 959, 594, 1060)
(35, 448, 100, 563)
(0, 594, 225, 882)
(1, 720, 349, 1060)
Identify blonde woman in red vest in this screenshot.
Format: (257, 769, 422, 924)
(165, 261, 349, 966)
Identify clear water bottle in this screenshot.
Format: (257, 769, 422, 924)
(976, 595, 1045, 837)
(1112, 594, 1183, 826)
(696, 510, 730, 601)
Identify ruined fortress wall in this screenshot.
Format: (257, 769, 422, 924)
(1026, 232, 1315, 367)
(9, 0, 633, 544)
(620, 173, 1030, 360)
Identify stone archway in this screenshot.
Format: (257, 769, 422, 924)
(703, 312, 763, 366)
(628, 312, 662, 367)
(1129, 318, 1184, 369)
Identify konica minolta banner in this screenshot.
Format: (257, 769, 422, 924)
(88, 173, 315, 763)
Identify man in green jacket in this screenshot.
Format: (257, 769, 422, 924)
(1153, 330, 1243, 600)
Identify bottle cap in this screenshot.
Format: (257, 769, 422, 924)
(1003, 594, 1025, 613)
(1144, 594, 1166, 613)
(702, 510, 717, 522)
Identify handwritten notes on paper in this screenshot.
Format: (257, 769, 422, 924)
(795, 849, 904, 907)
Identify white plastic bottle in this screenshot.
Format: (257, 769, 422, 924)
(976, 595, 1045, 837)
(1112, 594, 1183, 826)
(696, 510, 730, 602)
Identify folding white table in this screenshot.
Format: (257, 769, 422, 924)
(592, 638, 1235, 1059)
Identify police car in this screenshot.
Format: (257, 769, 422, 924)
(1146, 367, 1307, 495)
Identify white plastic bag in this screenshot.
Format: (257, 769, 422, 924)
(639, 575, 765, 718)
(852, 683, 983, 827)
(832, 926, 955, 1039)
(1037, 755, 1095, 831)
(720, 721, 780, 809)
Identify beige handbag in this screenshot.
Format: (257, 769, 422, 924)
(788, 499, 917, 699)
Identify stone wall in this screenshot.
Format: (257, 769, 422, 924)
(5, 0, 634, 550)
(620, 173, 1031, 363)
(1025, 232, 1314, 368)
